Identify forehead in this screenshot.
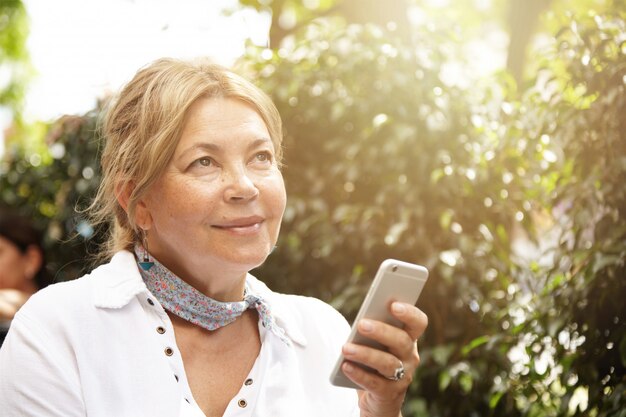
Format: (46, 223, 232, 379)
(0, 235, 21, 253)
(177, 97, 271, 146)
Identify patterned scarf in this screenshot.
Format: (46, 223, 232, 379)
(134, 245, 291, 346)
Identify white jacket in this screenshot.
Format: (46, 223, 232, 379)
(0, 251, 359, 416)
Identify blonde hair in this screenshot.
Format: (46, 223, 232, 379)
(90, 58, 283, 261)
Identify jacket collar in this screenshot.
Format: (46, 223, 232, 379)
(90, 250, 307, 347)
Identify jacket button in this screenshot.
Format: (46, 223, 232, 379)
(244, 378, 253, 386)
(147, 298, 155, 306)
(238, 399, 247, 408)
(164, 347, 174, 356)
(157, 326, 165, 334)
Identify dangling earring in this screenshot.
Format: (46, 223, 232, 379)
(138, 229, 155, 271)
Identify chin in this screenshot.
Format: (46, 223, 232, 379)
(222, 248, 272, 271)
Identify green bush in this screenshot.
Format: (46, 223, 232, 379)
(502, 11, 626, 416)
(0, 112, 103, 282)
(242, 22, 525, 416)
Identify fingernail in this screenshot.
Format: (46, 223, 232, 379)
(343, 362, 355, 373)
(392, 302, 406, 315)
(360, 319, 374, 332)
(343, 344, 357, 355)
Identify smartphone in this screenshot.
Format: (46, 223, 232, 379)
(329, 259, 429, 389)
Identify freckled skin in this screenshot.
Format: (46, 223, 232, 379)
(138, 98, 286, 301)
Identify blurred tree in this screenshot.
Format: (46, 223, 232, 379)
(239, 3, 626, 415)
(241, 21, 526, 416)
(0, 110, 103, 283)
(235, 0, 413, 47)
(239, 0, 551, 83)
(0, 0, 32, 146)
(501, 9, 626, 416)
(235, 0, 622, 84)
(506, 0, 551, 83)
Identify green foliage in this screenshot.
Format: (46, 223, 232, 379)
(241, 22, 526, 416)
(0, 112, 103, 283)
(504, 10, 626, 416)
(0, 0, 31, 120)
(246, 8, 626, 415)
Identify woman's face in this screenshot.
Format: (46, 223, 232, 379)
(0, 237, 31, 290)
(138, 97, 286, 290)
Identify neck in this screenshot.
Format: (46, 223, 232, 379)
(136, 243, 252, 302)
(187, 273, 247, 302)
(183, 260, 250, 301)
(156, 256, 249, 302)
(17, 279, 38, 295)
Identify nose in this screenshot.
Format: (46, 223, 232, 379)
(223, 167, 259, 202)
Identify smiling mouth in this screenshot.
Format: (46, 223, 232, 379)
(212, 217, 264, 233)
(213, 222, 261, 232)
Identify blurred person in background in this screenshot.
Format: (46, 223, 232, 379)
(0, 207, 49, 346)
(0, 58, 427, 416)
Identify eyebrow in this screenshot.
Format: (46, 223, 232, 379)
(178, 138, 273, 160)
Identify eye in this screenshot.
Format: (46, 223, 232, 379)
(254, 151, 273, 163)
(195, 157, 213, 167)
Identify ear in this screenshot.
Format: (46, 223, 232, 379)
(115, 180, 153, 230)
(24, 245, 43, 280)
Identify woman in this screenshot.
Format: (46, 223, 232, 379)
(0, 207, 47, 346)
(0, 58, 428, 416)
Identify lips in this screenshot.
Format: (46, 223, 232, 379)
(212, 216, 264, 233)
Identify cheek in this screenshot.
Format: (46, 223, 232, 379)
(267, 175, 287, 215)
(151, 179, 220, 223)
(0, 253, 24, 286)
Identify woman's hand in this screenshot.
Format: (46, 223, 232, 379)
(340, 302, 428, 417)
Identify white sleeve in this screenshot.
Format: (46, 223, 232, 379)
(0, 312, 86, 416)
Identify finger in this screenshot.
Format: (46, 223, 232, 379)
(357, 319, 415, 359)
(342, 343, 404, 380)
(341, 361, 409, 393)
(390, 302, 428, 341)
